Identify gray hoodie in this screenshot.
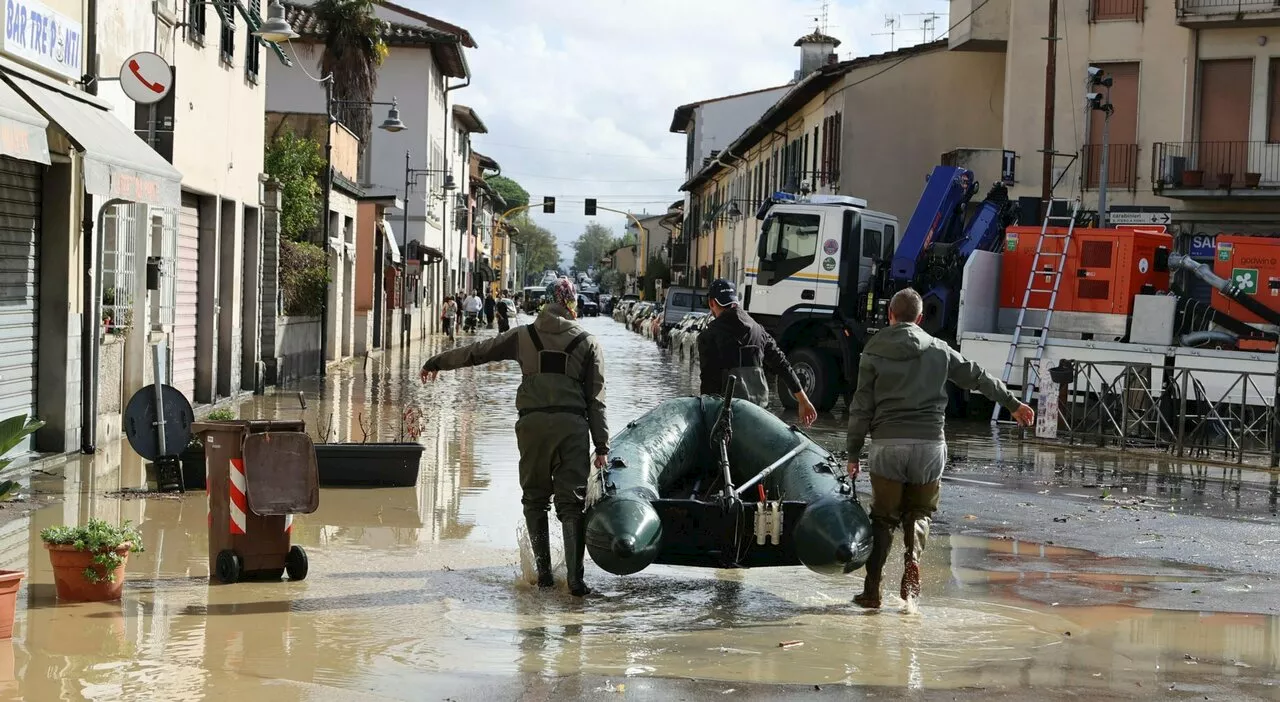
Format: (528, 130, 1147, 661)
(846, 322, 1019, 456)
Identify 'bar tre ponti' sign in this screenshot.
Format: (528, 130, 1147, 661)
(2, 0, 84, 80)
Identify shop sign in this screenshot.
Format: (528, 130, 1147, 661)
(2, 0, 84, 80)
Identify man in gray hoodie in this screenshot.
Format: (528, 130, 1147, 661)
(847, 288, 1034, 608)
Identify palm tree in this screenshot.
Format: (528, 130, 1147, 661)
(311, 0, 388, 146)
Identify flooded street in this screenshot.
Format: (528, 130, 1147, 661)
(4, 317, 1280, 700)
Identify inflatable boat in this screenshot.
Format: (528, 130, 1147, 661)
(585, 378, 872, 577)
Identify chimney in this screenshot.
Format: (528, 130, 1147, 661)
(795, 30, 842, 78)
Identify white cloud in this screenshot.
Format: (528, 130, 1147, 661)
(399, 0, 950, 264)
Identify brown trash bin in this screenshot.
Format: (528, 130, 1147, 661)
(193, 420, 319, 583)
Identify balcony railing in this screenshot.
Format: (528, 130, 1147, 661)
(1152, 141, 1280, 193)
(1082, 143, 1140, 191)
(1177, 0, 1280, 25)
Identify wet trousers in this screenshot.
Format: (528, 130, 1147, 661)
(514, 413, 591, 518)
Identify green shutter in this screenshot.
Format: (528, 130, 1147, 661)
(233, 0, 293, 67)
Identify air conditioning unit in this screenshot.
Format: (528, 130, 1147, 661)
(1162, 155, 1186, 186)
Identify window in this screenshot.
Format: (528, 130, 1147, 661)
(187, 0, 207, 42)
(101, 204, 142, 335)
(150, 209, 179, 328)
(756, 212, 819, 285)
(217, 0, 235, 62)
(861, 226, 882, 258)
(244, 0, 261, 80)
(1268, 58, 1280, 143)
(1090, 0, 1142, 22)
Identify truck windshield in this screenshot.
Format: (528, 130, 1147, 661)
(668, 292, 709, 309)
(758, 212, 820, 284)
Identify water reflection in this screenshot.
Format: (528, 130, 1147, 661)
(1, 319, 1276, 697)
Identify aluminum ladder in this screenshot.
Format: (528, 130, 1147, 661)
(991, 197, 1081, 422)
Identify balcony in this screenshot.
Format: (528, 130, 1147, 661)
(1176, 0, 1280, 28)
(1152, 141, 1280, 198)
(1082, 143, 1140, 191)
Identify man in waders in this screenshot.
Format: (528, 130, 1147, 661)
(496, 290, 516, 333)
(847, 288, 1034, 608)
(420, 277, 607, 597)
(698, 279, 818, 427)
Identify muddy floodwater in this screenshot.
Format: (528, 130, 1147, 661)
(5, 317, 1280, 699)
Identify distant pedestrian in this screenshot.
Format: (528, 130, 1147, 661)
(462, 291, 483, 333)
(496, 289, 516, 333)
(421, 277, 607, 596)
(847, 288, 1034, 609)
(441, 297, 458, 339)
(484, 292, 497, 329)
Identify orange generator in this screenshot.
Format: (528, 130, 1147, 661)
(1210, 234, 1280, 326)
(1000, 227, 1174, 317)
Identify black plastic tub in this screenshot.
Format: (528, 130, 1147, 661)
(182, 442, 424, 489)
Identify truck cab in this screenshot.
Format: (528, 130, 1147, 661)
(744, 193, 899, 411)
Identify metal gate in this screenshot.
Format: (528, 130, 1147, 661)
(0, 157, 41, 429)
(173, 193, 200, 402)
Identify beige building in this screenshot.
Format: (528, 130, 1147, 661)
(679, 35, 1005, 288)
(955, 0, 1280, 239)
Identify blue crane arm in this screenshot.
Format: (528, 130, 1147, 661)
(890, 166, 978, 283)
(954, 184, 1014, 258)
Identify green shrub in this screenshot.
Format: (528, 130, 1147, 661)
(0, 414, 43, 500)
(205, 409, 236, 421)
(265, 127, 325, 242)
(40, 519, 145, 584)
(280, 239, 329, 317)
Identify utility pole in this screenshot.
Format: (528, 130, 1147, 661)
(1041, 0, 1059, 217)
(1088, 67, 1115, 227)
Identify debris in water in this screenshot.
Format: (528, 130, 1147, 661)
(1052, 517, 1068, 523)
(1064, 631, 1072, 637)
(963, 514, 978, 520)
(722, 689, 736, 694)
(711, 647, 760, 656)
(106, 488, 182, 501)
(779, 640, 804, 649)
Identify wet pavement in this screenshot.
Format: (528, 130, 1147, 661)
(2, 316, 1279, 699)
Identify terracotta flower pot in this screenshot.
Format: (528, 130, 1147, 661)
(1182, 170, 1204, 188)
(1217, 172, 1234, 189)
(0, 572, 22, 639)
(46, 544, 131, 602)
(1246, 172, 1262, 188)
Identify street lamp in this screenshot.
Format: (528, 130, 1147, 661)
(253, 0, 299, 42)
(1087, 66, 1115, 227)
(400, 151, 455, 352)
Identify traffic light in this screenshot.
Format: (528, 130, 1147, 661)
(584, 198, 597, 216)
(543, 196, 555, 214)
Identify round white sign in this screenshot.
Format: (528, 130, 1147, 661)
(1138, 257, 1149, 274)
(119, 52, 172, 105)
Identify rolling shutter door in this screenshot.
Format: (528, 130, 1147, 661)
(0, 157, 41, 429)
(173, 194, 200, 402)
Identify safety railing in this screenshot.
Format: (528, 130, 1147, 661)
(1091, 0, 1144, 21)
(1177, 0, 1280, 16)
(1023, 358, 1280, 465)
(1082, 143, 1140, 191)
(1152, 141, 1280, 192)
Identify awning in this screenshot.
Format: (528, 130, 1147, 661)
(0, 79, 49, 165)
(380, 218, 402, 264)
(5, 75, 182, 208)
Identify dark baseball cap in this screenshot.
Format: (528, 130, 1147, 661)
(709, 278, 738, 306)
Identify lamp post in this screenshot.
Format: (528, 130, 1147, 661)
(400, 150, 455, 354)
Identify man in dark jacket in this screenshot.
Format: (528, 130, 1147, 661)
(698, 279, 817, 426)
(484, 291, 497, 328)
(421, 277, 607, 597)
(847, 288, 1034, 609)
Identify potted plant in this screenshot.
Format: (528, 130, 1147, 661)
(40, 519, 144, 602)
(1246, 172, 1262, 188)
(181, 408, 236, 490)
(1216, 172, 1234, 189)
(0, 414, 43, 637)
(1182, 169, 1204, 188)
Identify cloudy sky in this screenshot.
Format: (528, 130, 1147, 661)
(408, 0, 952, 265)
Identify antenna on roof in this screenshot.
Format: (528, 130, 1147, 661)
(819, 0, 830, 34)
(872, 15, 900, 51)
(906, 12, 943, 43)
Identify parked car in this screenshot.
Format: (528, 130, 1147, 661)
(577, 292, 600, 317)
(669, 312, 707, 356)
(599, 294, 614, 314)
(659, 287, 708, 342)
(522, 286, 546, 313)
(678, 313, 711, 361)
(629, 303, 654, 333)
(648, 308, 665, 342)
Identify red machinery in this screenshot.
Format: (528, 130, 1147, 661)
(1211, 234, 1280, 326)
(1000, 227, 1173, 315)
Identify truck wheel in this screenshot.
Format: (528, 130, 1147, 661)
(785, 348, 840, 412)
(215, 549, 242, 584)
(286, 545, 309, 581)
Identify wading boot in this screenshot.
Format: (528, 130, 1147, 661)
(853, 520, 894, 609)
(561, 513, 592, 597)
(524, 510, 554, 588)
(900, 516, 930, 601)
